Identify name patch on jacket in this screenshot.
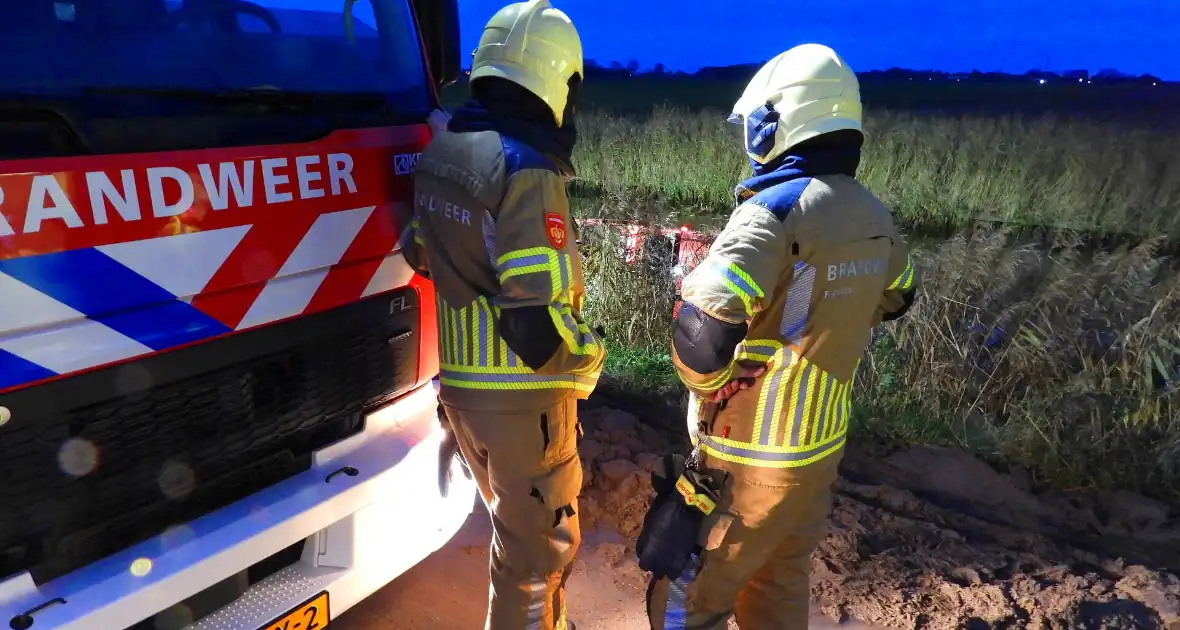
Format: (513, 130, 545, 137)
(418, 193, 472, 226)
(827, 258, 886, 281)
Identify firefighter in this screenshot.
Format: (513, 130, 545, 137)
(645, 44, 919, 629)
(405, 2, 603, 629)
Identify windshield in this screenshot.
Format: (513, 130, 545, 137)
(3, 0, 429, 97)
(0, 0, 433, 158)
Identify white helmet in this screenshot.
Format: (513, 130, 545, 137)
(470, 0, 583, 126)
(729, 44, 863, 166)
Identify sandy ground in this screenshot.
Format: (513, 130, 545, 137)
(337, 397, 1180, 629)
(332, 500, 880, 630)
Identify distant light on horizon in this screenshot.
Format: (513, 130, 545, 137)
(1039, 78, 1046, 85)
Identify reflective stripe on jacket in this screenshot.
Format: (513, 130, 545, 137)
(436, 294, 598, 394)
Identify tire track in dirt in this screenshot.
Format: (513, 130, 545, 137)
(576, 399, 1180, 629)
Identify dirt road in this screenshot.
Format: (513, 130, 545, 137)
(340, 400, 1180, 629)
(332, 500, 880, 629)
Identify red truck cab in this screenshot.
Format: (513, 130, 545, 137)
(0, 2, 472, 629)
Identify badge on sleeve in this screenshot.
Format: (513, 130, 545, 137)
(544, 212, 568, 249)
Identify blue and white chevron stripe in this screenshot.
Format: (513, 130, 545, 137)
(0, 226, 250, 391)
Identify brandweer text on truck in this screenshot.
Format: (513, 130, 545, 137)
(0, 2, 472, 629)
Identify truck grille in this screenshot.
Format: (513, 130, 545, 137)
(0, 288, 422, 584)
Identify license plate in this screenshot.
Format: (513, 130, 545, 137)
(258, 591, 330, 630)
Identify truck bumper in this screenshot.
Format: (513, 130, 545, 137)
(0, 380, 478, 630)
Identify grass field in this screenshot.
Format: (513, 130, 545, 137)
(572, 108, 1180, 242)
(444, 77, 1180, 503)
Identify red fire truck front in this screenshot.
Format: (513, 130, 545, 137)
(0, 2, 472, 629)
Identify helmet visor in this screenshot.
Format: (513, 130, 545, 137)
(730, 103, 780, 158)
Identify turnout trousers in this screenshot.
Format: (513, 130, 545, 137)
(442, 395, 583, 630)
(646, 394, 842, 630)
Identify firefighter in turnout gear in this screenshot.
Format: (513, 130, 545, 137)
(405, 2, 603, 629)
(646, 44, 919, 629)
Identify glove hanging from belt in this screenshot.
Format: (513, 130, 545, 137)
(636, 398, 729, 581)
(634, 452, 727, 581)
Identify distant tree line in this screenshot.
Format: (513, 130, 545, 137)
(582, 59, 1167, 86)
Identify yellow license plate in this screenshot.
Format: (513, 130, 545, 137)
(259, 591, 330, 630)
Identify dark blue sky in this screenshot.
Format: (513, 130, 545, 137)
(459, 0, 1180, 79)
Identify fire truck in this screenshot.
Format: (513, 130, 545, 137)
(0, 2, 473, 629)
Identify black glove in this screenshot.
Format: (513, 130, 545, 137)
(635, 454, 725, 581)
(594, 325, 607, 340)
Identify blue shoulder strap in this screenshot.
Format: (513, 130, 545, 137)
(744, 177, 812, 222)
